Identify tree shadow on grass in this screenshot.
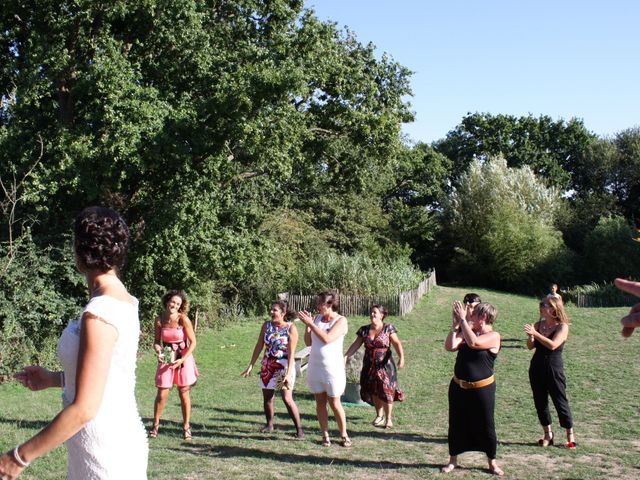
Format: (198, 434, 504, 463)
(500, 338, 527, 349)
(208, 406, 319, 422)
(169, 421, 448, 446)
(350, 430, 448, 445)
(0, 418, 50, 430)
(174, 443, 443, 470)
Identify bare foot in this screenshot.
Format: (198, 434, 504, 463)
(489, 461, 504, 476)
(441, 463, 456, 473)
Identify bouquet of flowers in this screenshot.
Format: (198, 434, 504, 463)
(275, 372, 290, 391)
(158, 345, 175, 365)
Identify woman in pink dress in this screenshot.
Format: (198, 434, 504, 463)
(149, 290, 199, 440)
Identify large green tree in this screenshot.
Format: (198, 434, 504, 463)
(0, 1, 414, 319)
(434, 112, 595, 189)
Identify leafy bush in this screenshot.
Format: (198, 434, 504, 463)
(444, 156, 573, 291)
(581, 216, 640, 283)
(0, 233, 85, 373)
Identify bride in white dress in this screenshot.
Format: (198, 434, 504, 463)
(0, 206, 148, 479)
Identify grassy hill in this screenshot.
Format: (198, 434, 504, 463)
(1, 285, 639, 479)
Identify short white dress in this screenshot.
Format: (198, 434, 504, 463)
(57, 295, 148, 479)
(306, 315, 347, 397)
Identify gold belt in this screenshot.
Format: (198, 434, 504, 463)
(452, 374, 495, 390)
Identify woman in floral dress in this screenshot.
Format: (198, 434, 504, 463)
(345, 305, 405, 428)
(241, 300, 304, 438)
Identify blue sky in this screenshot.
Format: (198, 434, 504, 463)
(305, 0, 640, 144)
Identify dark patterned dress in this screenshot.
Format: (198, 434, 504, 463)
(357, 323, 405, 404)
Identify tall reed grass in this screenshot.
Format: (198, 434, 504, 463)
(286, 252, 424, 295)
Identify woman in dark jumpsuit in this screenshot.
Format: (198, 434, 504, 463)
(443, 301, 503, 476)
(525, 296, 576, 448)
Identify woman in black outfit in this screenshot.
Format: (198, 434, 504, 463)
(524, 296, 576, 448)
(443, 301, 503, 476)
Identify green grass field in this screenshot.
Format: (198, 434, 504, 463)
(1, 286, 639, 479)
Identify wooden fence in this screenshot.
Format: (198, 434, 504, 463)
(280, 270, 437, 317)
(565, 293, 637, 308)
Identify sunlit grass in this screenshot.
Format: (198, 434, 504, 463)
(1, 285, 639, 479)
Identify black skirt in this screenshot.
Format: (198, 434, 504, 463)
(448, 379, 497, 458)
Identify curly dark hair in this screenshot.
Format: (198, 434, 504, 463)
(272, 299, 297, 322)
(371, 304, 388, 319)
(162, 290, 189, 314)
(74, 206, 130, 272)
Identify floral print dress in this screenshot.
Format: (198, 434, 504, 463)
(260, 321, 292, 389)
(357, 323, 405, 404)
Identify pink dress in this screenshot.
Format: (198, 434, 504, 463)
(155, 327, 199, 388)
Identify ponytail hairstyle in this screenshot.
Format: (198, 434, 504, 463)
(317, 290, 340, 313)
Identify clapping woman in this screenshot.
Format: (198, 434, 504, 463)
(524, 297, 576, 448)
(344, 304, 405, 428)
(241, 300, 304, 438)
(298, 290, 351, 448)
(150, 290, 199, 440)
(0, 206, 148, 479)
(443, 301, 503, 476)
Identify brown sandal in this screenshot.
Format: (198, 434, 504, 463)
(183, 426, 192, 440)
(340, 436, 352, 448)
(538, 431, 553, 447)
(149, 424, 159, 438)
(321, 433, 331, 447)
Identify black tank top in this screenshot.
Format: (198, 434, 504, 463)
(454, 343, 497, 381)
(531, 322, 565, 368)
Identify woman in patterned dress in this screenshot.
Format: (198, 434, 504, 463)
(241, 300, 304, 438)
(344, 305, 405, 428)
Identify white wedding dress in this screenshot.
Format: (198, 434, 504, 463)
(57, 295, 148, 479)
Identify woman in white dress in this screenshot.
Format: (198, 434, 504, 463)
(298, 290, 352, 448)
(0, 206, 148, 479)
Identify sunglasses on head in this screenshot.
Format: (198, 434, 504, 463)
(539, 302, 551, 308)
(464, 300, 477, 306)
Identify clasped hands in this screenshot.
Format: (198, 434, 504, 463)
(297, 310, 314, 326)
(450, 301, 468, 331)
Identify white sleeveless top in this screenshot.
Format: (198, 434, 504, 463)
(57, 295, 148, 479)
(308, 314, 347, 371)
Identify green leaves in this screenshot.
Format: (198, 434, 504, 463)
(444, 156, 572, 290)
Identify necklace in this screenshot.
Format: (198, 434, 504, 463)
(539, 321, 555, 335)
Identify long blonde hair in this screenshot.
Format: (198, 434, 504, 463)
(545, 296, 569, 325)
